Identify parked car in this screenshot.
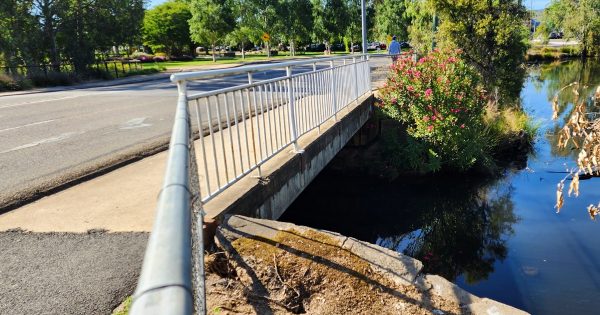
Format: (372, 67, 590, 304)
(399, 41, 411, 49)
(549, 31, 563, 39)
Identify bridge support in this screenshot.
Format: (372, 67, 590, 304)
(204, 94, 374, 221)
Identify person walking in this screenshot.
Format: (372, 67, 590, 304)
(388, 36, 401, 62)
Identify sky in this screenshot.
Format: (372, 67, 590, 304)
(147, 0, 552, 10)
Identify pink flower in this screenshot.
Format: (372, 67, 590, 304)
(460, 124, 465, 129)
(428, 125, 434, 131)
(407, 85, 414, 92)
(423, 116, 430, 122)
(425, 88, 433, 98)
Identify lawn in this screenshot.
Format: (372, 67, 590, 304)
(140, 51, 387, 71)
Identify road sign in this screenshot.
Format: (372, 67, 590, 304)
(262, 33, 270, 41)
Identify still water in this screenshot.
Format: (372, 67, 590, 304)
(281, 60, 600, 314)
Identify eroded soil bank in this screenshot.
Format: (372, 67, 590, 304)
(204, 215, 527, 315)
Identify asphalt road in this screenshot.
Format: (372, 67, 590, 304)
(0, 57, 391, 211)
(0, 229, 148, 315)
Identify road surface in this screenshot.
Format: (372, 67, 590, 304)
(0, 57, 391, 211)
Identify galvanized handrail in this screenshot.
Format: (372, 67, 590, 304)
(131, 53, 393, 315)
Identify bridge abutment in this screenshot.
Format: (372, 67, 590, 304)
(204, 94, 374, 221)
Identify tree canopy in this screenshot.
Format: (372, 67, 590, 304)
(143, 0, 193, 56)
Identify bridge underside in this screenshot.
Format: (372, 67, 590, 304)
(203, 93, 373, 221)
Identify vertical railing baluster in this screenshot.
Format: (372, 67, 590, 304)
(286, 66, 302, 152)
(248, 73, 262, 176)
(194, 99, 211, 196)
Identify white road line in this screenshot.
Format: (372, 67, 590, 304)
(0, 119, 55, 134)
(0, 96, 81, 109)
(0, 91, 120, 109)
(0, 132, 82, 154)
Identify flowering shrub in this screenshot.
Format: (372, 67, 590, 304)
(379, 49, 490, 172)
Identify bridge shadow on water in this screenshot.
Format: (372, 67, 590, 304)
(280, 168, 522, 296)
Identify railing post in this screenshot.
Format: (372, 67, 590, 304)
(248, 72, 262, 177)
(365, 55, 372, 93)
(353, 57, 359, 104)
(286, 66, 303, 153)
(330, 60, 338, 121)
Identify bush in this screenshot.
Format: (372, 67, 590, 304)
(378, 49, 492, 172)
(28, 71, 78, 87)
(0, 73, 34, 91)
(131, 52, 155, 63)
(170, 55, 194, 61)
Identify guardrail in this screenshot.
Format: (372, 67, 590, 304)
(130, 53, 384, 315)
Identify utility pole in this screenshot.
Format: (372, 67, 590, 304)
(361, 0, 367, 54)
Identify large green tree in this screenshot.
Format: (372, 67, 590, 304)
(312, 0, 349, 52)
(433, 0, 529, 104)
(189, 0, 236, 61)
(373, 0, 410, 42)
(143, 0, 193, 56)
(538, 0, 600, 57)
(276, 0, 313, 55)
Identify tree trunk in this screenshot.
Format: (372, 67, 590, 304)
(267, 41, 271, 58)
(212, 44, 216, 62)
(241, 44, 245, 60)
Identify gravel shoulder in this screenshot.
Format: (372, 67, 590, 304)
(0, 230, 148, 315)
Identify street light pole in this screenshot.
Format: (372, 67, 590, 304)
(361, 0, 367, 54)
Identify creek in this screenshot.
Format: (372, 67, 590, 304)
(281, 59, 600, 314)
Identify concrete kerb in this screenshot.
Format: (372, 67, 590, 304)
(217, 215, 530, 315)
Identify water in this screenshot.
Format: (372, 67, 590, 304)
(280, 60, 600, 314)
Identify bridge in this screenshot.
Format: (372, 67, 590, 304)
(130, 54, 390, 314)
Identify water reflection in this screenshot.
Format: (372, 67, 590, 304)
(282, 59, 600, 314)
(530, 60, 600, 158)
(281, 172, 519, 284)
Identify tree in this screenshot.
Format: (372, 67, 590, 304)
(344, 0, 362, 52)
(226, 27, 258, 59)
(277, 0, 313, 56)
(373, 0, 410, 42)
(538, 0, 600, 57)
(245, 0, 279, 57)
(143, 0, 193, 56)
(189, 0, 236, 62)
(405, 0, 435, 54)
(312, 0, 349, 53)
(433, 0, 529, 104)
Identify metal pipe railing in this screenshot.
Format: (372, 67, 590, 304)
(131, 53, 398, 315)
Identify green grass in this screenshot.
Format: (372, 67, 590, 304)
(112, 296, 132, 315)
(141, 51, 389, 70)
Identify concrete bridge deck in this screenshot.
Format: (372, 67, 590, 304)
(0, 86, 374, 233)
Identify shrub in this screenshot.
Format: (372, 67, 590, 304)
(378, 49, 492, 172)
(0, 73, 22, 91)
(0, 73, 33, 91)
(28, 71, 78, 87)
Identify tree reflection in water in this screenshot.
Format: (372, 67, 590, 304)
(282, 172, 520, 285)
(531, 60, 600, 158)
(375, 176, 518, 284)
